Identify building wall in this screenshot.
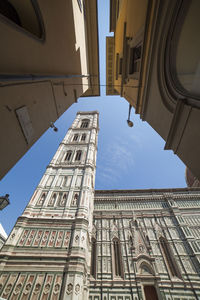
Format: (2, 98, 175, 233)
(90, 189, 200, 300)
(106, 0, 200, 180)
(0, 0, 100, 180)
(0, 111, 99, 300)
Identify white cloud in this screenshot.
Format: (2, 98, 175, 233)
(96, 133, 140, 186)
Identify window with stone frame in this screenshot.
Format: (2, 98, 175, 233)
(81, 133, 86, 141)
(129, 44, 142, 75)
(37, 192, 46, 206)
(159, 237, 181, 279)
(48, 193, 57, 207)
(112, 238, 123, 277)
(73, 134, 79, 141)
(65, 150, 72, 161)
(80, 119, 89, 128)
(119, 57, 123, 75)
(90, 238, 97, 278)
(72, 193, 79, 206)
(0, 0, 44, 38)
(116, 53, 119, 80)
(75, 150, 82, 161)
(59, 193, 68, 207)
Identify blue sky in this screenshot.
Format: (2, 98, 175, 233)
(0, 0, 186, 235)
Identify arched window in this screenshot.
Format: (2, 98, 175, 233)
(59, 193, 67, 207)
(72, 193, 79, 206)
(37, 192, 46, 205)
(65, 151, 72, 161)
(112, 238, 123, 277)
(90, 238, 97, 278)
(81, 133, 86, 141)
(80, 119, 89, 128)
(159, 237, 181, 278)
(73, 134, 79, 141)
(48, 193, 57, 206)
(0, 0, 44, 38)
(75, 150, 82, 161)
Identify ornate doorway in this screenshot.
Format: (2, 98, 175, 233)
(144, 285, 159, 300)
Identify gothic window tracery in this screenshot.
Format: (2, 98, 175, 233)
(72, 193, 79, 206)
(112, 238, 123, 277)
(48, 193, 57, 206)
(90, 238, 97, 278)
(37, 193, 46, 206)
(81, 133, 86, 141)
(59, 193, 67, 207)
(159, 237, 181, 279)
(73, 134, 79, 141)
(75, 150, 82, 161)
(65, 150, 72, 161)
(80, 119, 89, 128)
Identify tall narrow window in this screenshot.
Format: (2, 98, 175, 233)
(159, 237, 181, 278)
(73, 134, 79, 141)
(48, 193, 57, 207)
(75, 150, 82, 161)
(80, 119, 89, 128)
(37, 193, 46, 206)
(59, 193, 67, 207)
(90, 238, 97, 278)
(65, 151, 72, 161)
(129, 44, 142, 75)
(116, 53, 119, 80)
(112, 238, 123, 277)
(119, 58, 123, 75)
(72, 193, 79, 206)
(81, 134, 86, 141)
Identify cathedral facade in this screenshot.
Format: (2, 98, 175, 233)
(0, 112, 200, 300)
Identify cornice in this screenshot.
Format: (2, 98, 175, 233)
(68, 126, 99, 131)
(94, 188, 200, 203)
(95, 187, 200, 194)
(47, 163, 95, 170)
(76, 111, 99, 115)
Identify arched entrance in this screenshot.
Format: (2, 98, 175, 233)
(144, 285, 159, 300)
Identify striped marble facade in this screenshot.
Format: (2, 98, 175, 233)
(89, 190, 200, 300)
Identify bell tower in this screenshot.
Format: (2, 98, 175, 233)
(0, 111, 99, 300)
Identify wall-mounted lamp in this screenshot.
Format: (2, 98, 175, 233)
(127, 104, 134, 127)
(50, 122, 58, 132)
(0, 194, 10, 210)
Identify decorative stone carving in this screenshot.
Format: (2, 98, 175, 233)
(75, 283, 80, 294)
(4, 283, 12, 295)
(66, 283, 73, 294)
(75, 235, 79, 243)
(44, 283, 51, 294)
(139, 244, 144, 253)
(19, 230, 29, 245)
(24, 282, 32, 294)
(14, 283, 23, 294)
(10, 232, 16, 240)
(54, 283, 60, 294)
(33, 283, 41, 294)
